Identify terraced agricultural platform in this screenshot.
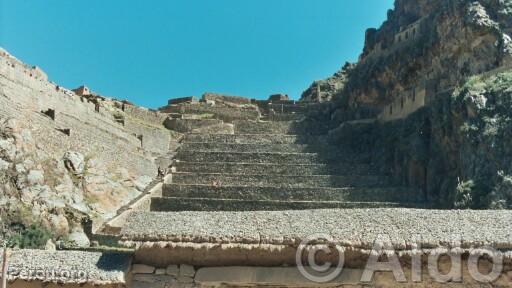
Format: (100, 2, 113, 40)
(158, 108, 423, 213)
(138, 103, 425, 215)
(122, 99, 512, 286)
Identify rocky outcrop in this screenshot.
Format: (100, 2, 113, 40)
(300, 63, 353, 103)
(301, 0, 512, 116)
(332, 70, 512, 209)
(298, 0, 512, 209)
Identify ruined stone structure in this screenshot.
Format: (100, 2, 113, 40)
(378, 64, 512, 122)
(2, 53, 512, 286)
(115, 96, 512, 287)
(377, 79, 435, 122)
(2, 0, 512, 287)
(268, 93, 289, 102)
(394, 17, 424, 45)
(72, 85, 92, 96)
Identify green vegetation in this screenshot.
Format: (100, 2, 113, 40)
(1, 203, 54, 249)
(454, 180, 475, 209)
(360, 69, 512, 209)
(7, 224, 53, 249)
(450, 70, 512, 209)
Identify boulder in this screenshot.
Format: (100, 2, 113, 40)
(45, 239, 56, 251)
(67, 227, 90, 248)
(49, 214, 69, 236)
(63, 151, 85, 175)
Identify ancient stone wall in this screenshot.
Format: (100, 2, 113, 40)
(123, 105, 167, 127)
(124, 119, 170, 154)
(0, 48, 160, 238)
(394, 18, 423, 44)
(378, 86, 427, 122)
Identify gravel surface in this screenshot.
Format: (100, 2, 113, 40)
(121, 208, 512, 250)
(0, 249, 131, 285)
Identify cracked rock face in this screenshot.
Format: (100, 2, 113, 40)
(301, 0, 512, 113)
(296, 0, 512, 209)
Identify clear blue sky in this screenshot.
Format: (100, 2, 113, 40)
(0, 0, 393, 108)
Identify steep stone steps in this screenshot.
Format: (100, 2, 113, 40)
(170, 172, 389, 188)
(183, 133, 306, 144)
(173, 162, 373, 175)
(234, 120, 306, 135)
(233, 120, 327, 136)
(159, 104, 260, 122)
(150, 197, 413, 212)
(263, 113, 305, 122)
(175, 151, 367, 165)
(178, 143, 357, 155)
(162, 184, 425, 203)
(268, 104, 308, 114)
(163, 118, 223, 133)
(179, 143, 311, 153)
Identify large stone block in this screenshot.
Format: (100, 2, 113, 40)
(166, 265, 180, 276)
(179, 264, 196, 278)
(132, 274, 177, 288)
(194, 266, 365, 286)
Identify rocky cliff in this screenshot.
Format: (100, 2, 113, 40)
(301, 0, 512, 209)
(302, 0, 512, 113)
(0, 48, 174, 248)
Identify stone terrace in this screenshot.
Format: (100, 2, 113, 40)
(119, 95, 512, 286)
(150, 97, 424, 213)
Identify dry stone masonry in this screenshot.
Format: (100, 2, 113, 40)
(118, 94, 509, 286)
(2, 0, 512, 286)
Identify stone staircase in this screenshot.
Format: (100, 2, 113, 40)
(151, 103, 424, 213)
(126, 99, 427, 287)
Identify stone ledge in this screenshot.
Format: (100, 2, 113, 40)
(121, 209, 512, 250)
(161, 184, 423, 203)
(149, 197, 409, 212)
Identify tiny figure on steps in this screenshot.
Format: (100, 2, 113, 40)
(157, 167, 165, 178)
